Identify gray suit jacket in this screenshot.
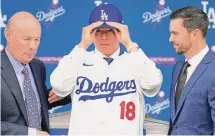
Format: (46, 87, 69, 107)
(1, 50, 71, 135)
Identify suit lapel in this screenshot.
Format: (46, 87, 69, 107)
(174, 51, 214, 122)
(1, 50, 28, 124)
(171, 61, 183, 122)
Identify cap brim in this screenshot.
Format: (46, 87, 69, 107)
(94, 23, 117, 29)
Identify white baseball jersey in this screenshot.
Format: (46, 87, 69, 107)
(50, 44, 162, 135)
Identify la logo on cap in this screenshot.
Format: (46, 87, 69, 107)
(100, 10, 108, 20)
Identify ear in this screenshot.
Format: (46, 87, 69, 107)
(191, 29, 200, 41)
(4, 28, 13, 43)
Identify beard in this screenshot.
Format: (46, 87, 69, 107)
(176, 48, 184, 54)
(174, 43, 190, 55)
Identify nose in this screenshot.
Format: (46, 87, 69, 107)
(101, 32, 108, 40)
(169, 34, 173, 43)
(29, 40, 39, 50)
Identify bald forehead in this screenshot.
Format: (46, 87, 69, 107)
(7, 11, 41, 31)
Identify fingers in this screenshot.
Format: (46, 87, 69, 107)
(113, 29, 120, 39)
(48, 95, 58, 103)
(89, 21, 103, 31)
(107, 22, 132, 47)
(80, 21, 103, 48)
(106, 22, 127, 31)
(48, 90, 58, 103)
(82, 21, 103, 35)
(36, 130, 50, 136)
(49, 90, 55, 96)
(90, 29, 97, 42)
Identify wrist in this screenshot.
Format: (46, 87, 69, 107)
(126, 42, 139, 53)
(124, 40, 133, 48)
(78, 42, 87, 50)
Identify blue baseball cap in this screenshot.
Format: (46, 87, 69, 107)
(89, 4, 123, 29)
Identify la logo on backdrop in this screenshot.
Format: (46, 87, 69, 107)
(36, 0, 66, 28)
(0, 9, 7, 28)
(201, 1, 215, 53)
(0, 44, 4, 51)
(202, 1, 215, 29)
(94, 0, 103, 6)
(211, 45, 215, 53)
(142, 0, 172, 30)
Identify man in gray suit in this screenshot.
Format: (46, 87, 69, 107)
(1, 11, 71, 135)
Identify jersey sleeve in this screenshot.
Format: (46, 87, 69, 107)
(129, 46, 163, 97)
(50, 46, 87, 97)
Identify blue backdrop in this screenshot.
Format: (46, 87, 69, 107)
(1, 0, 215, 125)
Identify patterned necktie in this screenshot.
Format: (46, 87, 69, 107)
(103, 57, 114, 65)
(175, 61, 191, 110)
(22, 67, 41, 130)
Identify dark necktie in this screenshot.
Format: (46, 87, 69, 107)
(22, 67, 41, 130)
(175, 61, 190, 110)
(103, 57, 114, 65)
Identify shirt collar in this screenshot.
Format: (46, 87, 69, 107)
(94, 47, 121, 59)
(5, 48, 28, 74)
(186, 46, 209, 68)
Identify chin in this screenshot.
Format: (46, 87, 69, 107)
(24, 58, 33, 64)
(176, 50, 184, 55)
(177, 52, 183, 55)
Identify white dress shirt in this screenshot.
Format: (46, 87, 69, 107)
(185, 46, 209, 84)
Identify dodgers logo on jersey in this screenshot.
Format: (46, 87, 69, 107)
(75, 76, 136, 103)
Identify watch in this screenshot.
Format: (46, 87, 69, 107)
(127, 42, 139, 53)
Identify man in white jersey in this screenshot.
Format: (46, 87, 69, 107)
(50, 4, 162, 135)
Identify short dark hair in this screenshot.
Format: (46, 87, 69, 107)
(170, 6, 209, 37)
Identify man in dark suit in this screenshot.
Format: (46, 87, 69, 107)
(1, 11, 70, 135)
(168, 6, 215, 135)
